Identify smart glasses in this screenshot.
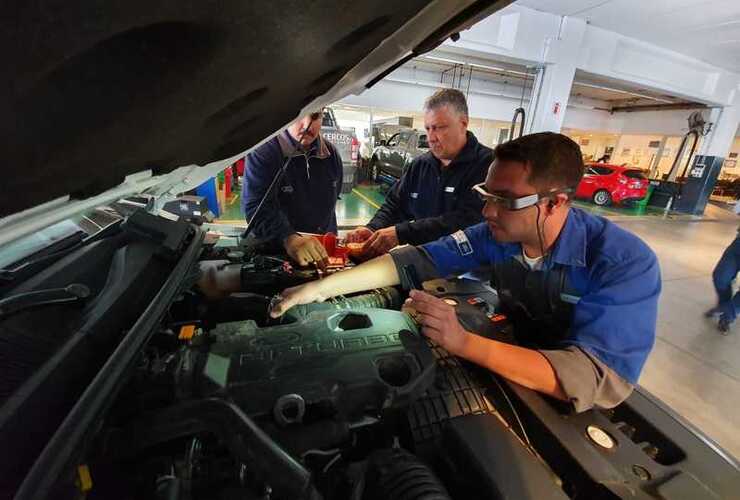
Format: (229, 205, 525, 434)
(472, 182, 572, 211)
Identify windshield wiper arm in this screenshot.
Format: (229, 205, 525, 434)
(0, 283, 91, 319)
(0, 219, 122, 283)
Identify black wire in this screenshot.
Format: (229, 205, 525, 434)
(535, 204, 547, 265)
(535, 202, 553, 289)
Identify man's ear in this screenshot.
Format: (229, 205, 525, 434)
(552, 192, 570, 209)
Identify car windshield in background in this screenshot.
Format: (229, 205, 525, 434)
(0, 207, 122, 271)
(418, 134, 429, 149)
(589, 166, 614, 176)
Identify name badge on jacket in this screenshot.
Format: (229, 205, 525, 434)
(410, 192, 419, 199)
(445, 186, 455, 193)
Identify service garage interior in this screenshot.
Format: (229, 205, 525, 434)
(2, 1, 740, 499)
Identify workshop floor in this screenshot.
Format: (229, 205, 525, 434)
(611, 204, 740, 460)
(216, 182, 740, 459)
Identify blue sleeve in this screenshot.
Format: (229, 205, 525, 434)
(420, 223, 513, 277)
(567, 244, 661, 384)
(241, 142, 295, 241)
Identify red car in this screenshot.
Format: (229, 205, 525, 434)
(575, 163, 649, 206)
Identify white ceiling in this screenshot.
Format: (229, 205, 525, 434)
(517, 0, 740, 72)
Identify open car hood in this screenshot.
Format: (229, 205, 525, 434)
(0, 0, 509, 245)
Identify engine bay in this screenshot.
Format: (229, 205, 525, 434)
(3, 215, 737, 500)
(78, 233, 567, 500)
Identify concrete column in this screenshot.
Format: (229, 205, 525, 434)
(649, 136, 669, 178)
(527, 16, 586, 133)
(698, 89, 740, 159)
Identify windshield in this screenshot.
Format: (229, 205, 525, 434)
(0, 207, 122, 271)
(418, 134, 429, 149)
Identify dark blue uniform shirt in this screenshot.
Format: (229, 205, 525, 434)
(420, 207, 661, 384)
(242, 131, 343, 242)
(367, 131, 492, 245)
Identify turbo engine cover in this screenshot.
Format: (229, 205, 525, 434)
(197, 309, 435, 425)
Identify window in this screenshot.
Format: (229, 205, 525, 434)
(417, 134, 429, 149)
(0, 207, 122, 270)
(386, 133, 400, 147)
(589, 166, 614, 176)
(624, 170, 647, 180)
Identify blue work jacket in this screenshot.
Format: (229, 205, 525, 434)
(420, 207, 661, 384)
(242, 130, 343, 242)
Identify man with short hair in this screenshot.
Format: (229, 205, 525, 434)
(346, 88, 492, 258)
(242, 111, 343, 268)
(272, 132, 661, 412)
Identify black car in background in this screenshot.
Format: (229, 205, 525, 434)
(369, 128, 429, 180)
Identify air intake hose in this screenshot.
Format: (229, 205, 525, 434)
(360, 448, 451, 500)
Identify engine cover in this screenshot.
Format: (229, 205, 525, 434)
(196, 309, 435, 425)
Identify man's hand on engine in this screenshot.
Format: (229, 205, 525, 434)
(361, 226, 399, 258)
(406, 289, 471, 356)
(284, 234, 329, 269)
(269, 282, 326, 318)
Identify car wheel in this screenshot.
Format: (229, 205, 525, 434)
(592, 190, 611, 206)
(370, 158, 379, 182)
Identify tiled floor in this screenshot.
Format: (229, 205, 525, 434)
(217, 182, 740, 458)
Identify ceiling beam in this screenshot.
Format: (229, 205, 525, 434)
(610, 102, 709, 113)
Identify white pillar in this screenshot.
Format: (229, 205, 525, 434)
(527, 17, 586, 134)
(698, 89, 740, 158)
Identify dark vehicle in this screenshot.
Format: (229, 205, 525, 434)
(1, 2, 738, 500)
(321, 107, 360, 193)
(369, 129, 429, 180)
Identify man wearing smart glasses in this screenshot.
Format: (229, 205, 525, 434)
(270, 132, 661, 412)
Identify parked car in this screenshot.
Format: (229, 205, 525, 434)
(576, 163, 650, 206)
(321, 107, 360, 193)
(369, 128, 429, 180)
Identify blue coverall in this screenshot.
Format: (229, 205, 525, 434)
(712, 234, 740, 323)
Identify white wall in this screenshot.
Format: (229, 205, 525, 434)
(341, 77, 717, 139)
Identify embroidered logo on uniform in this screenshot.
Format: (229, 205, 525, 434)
(452, 230, 473, 256)
(281, 185, 294, 194)
(445, 186, 455, 193)
(410, 192, 419, 199)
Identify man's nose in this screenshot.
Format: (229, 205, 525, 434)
(482, 200, 497, 219)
